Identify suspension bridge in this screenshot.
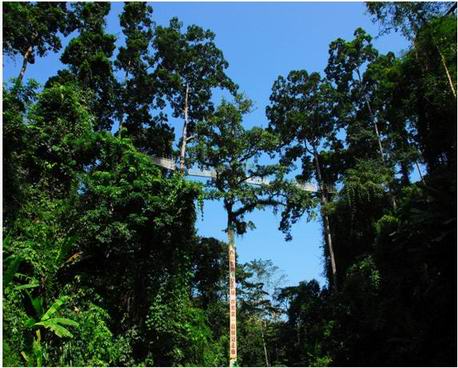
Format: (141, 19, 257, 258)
(150, 156, 320, 192)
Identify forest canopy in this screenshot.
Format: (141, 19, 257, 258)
(3, 2, 456, 367)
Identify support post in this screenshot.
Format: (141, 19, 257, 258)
(228, 224, 237, 367)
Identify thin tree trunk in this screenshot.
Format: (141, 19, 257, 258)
(358, 76, 398, 210)
(363, 95, 386, 165)
(407, 136, 426, 185)
(415, 11, 457, 98)
(227, 213, 238, 367)
(437, 46, 456, 98)
(119, 70, 129, 138)
(400, 161, 411, 186)
(355, 70, 386, 163)
(17, 46, 32, 85)
(312, 146, 338, 290)
(179, 84, 190, 174)
(415, 159, 425, 184)
(260, 320, 269, 367)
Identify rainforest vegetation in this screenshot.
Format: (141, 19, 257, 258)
(3, 2, 457, 366)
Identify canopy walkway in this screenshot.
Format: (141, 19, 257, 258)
(151, 156, 320, 192)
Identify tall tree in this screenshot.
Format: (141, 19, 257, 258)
(238, 259, 286, 366)
(152, 18, 237, 171)
(276, 280, 332, 367)
(407, 16, 457, 172)
(26, 82, 94, 197)
(3, 2, 76, 84)
(267, 70, 341, 289)
(115, 2, 174, 156)
(325, 28, 399, 208)
(367, 14, 457, 174)
(362, 51, 424, 185)
(58, 2, 117, 131)
(366, 2, 457, 97)
(189, 95, 312, 365)
(325, 28, 385, 162)
(3, 80, 39, 224)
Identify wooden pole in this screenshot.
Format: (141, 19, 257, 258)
(228, 224, 237, 367)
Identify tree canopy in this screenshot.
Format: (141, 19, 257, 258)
(3, 2, 456, 367)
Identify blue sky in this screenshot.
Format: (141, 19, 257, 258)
(3, 2, 409, 288)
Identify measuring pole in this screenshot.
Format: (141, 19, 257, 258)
(228, 225, 237, 367)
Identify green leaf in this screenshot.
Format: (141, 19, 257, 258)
(32, 330, 43, 367)
(29, 294, 44, 319)
(15, 282, 40, 290)
(25, 317, 37, 328)
(47, 317, 79, 327)
(41, 296, 68, 321)
(4, 255, 22, 287)
(35, 320, 74, 338)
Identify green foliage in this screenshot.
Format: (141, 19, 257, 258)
(115, 2, 174, 156)
(3, 3, 456, 367)
(146, 277, 225, 366)
(21, 330, 45, 367)
(55, 302, 125, 366)
(10, 294, 79, 367)
(408, 16, 457, 171)
(3, 285, 31, 366)
(3, 80, 40, 224)
(3, 2, 76, 81)
(273, 280, 333, 367)
(31, 296, 79, 338)
(342, 159, 393, 205)
(57, 2, 117, 130)
(190, 95, 313, 238)
(366, 2, 452, 39)
(153, 17, 237, 124)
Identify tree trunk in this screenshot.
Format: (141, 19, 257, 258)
(312, 147, 338, 290)
(437, 46, 456, 98)
(364, 97, 386, 164)
(415, 159, 425, 184)
(260, 320, 269, 367)
(356, 71, 398, 209)
(363, 96, 398, 209)
(118, 70, 130, 138)
(413, 9, 457, 98)
(227, 214, 238, 367)
(17, 46, 32, 85)
(179, 84, 190, 174)
(355, 69, 386, 164)
(400, 161, 411, 186)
